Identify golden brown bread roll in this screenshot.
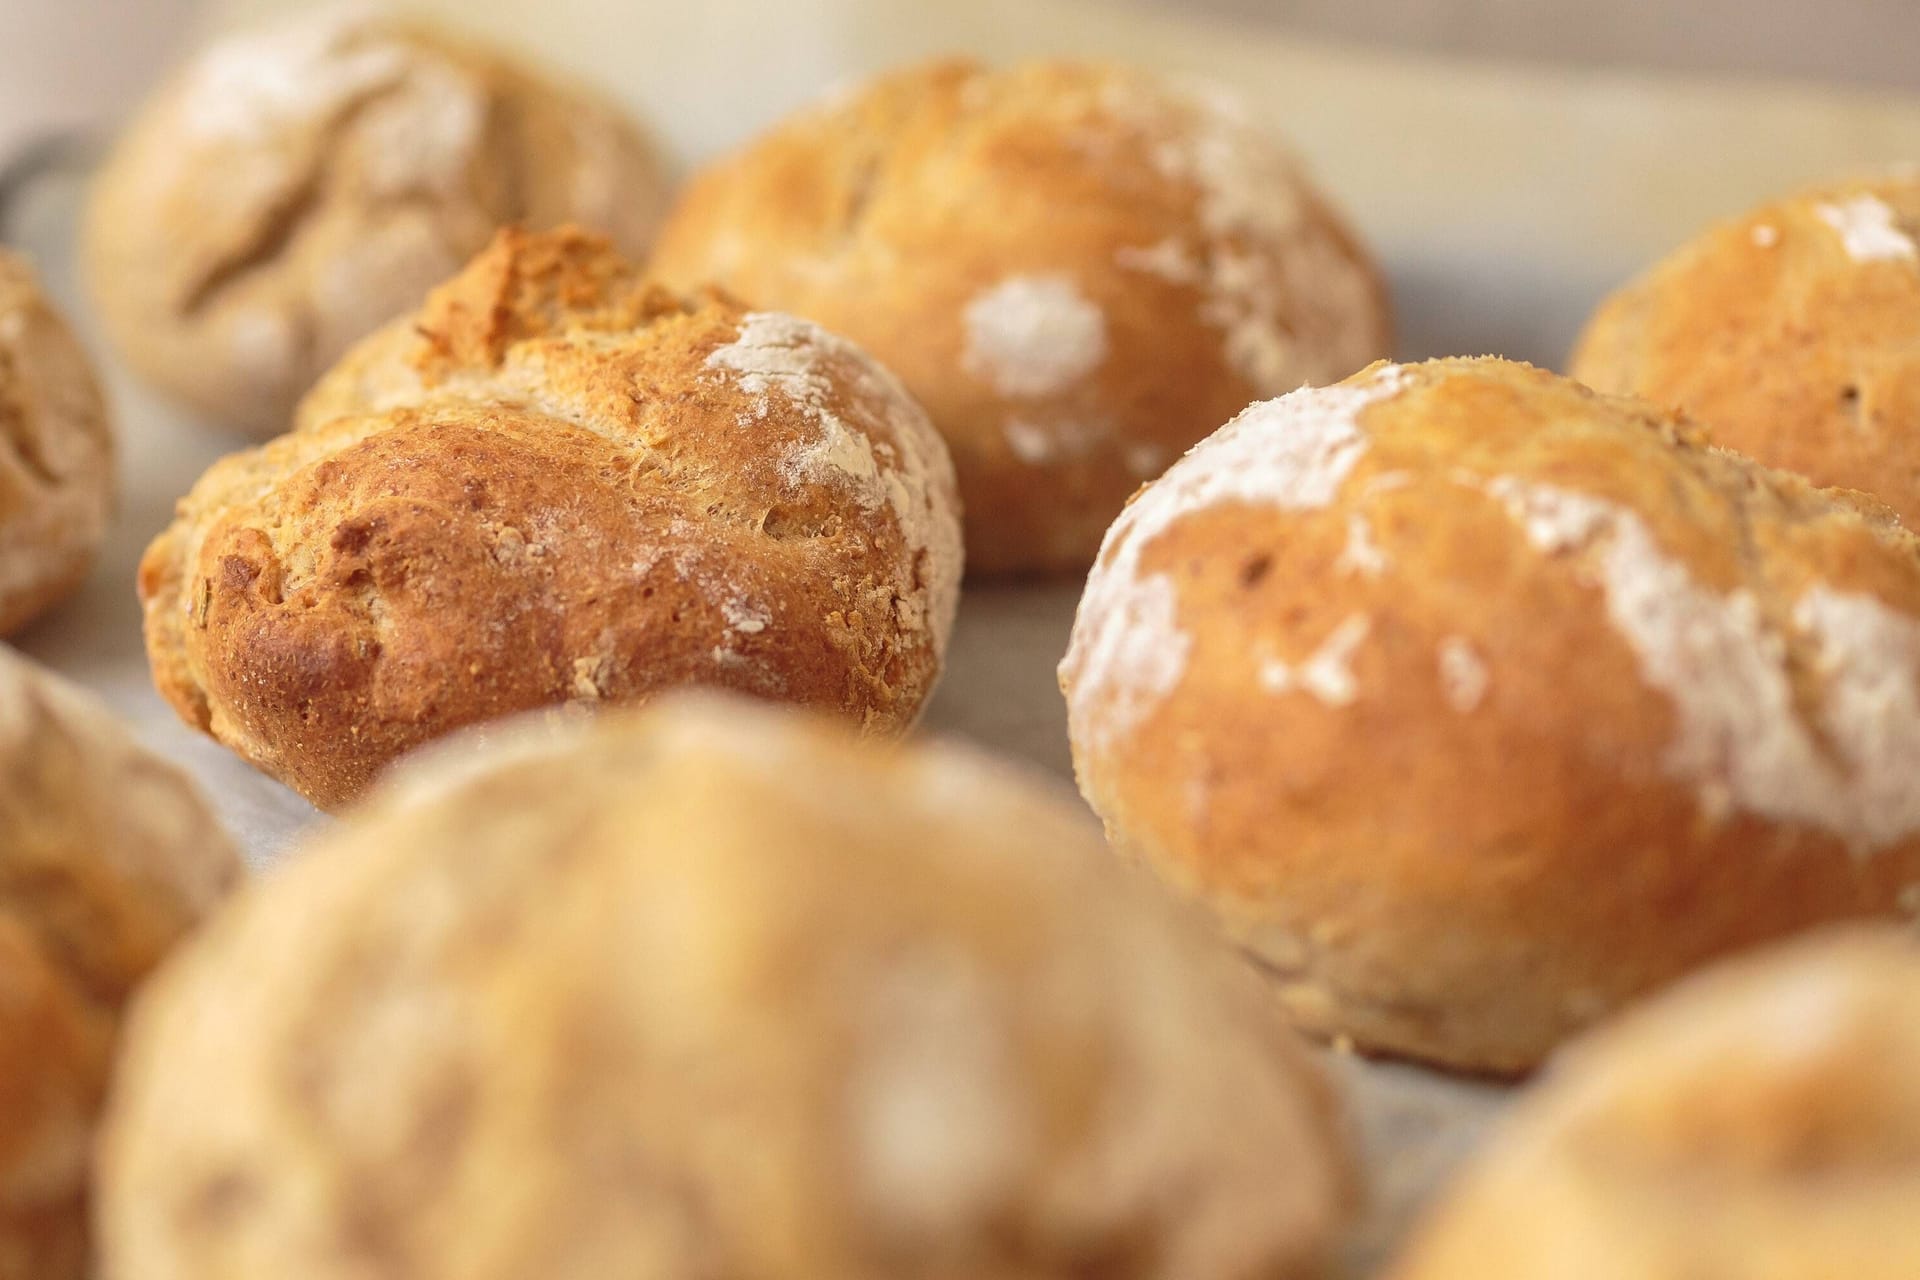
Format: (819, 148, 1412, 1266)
(140, 227, 962, 810)
(0, 252, 113, 638)
(99, 692, 1355, 1280)
(0, 645, 241, 1280)
(650, 58, 1390, 575)
(1389, 928, 1920, 1279)
(1061, 355, 1920, 1074)
(1572, 173, 1920, 523)
(82, 4, 669, 435)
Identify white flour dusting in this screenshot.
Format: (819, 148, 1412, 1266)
(1436, 637, 1490, 713)
(1335, 513, 1387, 578)
(1260, 614, 1371, 706)
(1061, 365, 1407, 749)
(1815, 196, 1918, 264)
(180, 5, 413, 144)
(1751, 223, 1781, 249)
(962, 276, 1108, 398)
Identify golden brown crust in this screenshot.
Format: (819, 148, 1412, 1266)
(0, 253, 113, 638)
(100, 691, 1354, 1280)
(82, 6, 669, 436)
(1062, 355, 1920, 1074)
(0, 646, 241, 1280)
(1389, 928, 1920, 1279)
(650, 58, 1390, 575)
(142, 228, 963, 810)
(1572, 173, 1920, 524)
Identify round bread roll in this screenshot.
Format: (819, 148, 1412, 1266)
(99, 691, 1355, 1280)
(0, 645, 241, 1280)
(0, 252, 113, 638)
(650, 58, 1390, 575)
(1389, 928, 1920, 1280)
(1061, 355, 1920, 1074)
(140, 227, 962, 810)
(82, 4, 669, 436)
(1572, 174, 1920, 523)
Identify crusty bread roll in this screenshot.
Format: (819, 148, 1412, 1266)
(1061, 355, 1920, 1074)
(140, 227, 962, 810)
(0, 252, 113, 638)
(99, 691, 1355, 1280)
(0, 645, 240, 1280)
(1573, 174, 1920, 523)
(82, 4, 668, 436)
(650, 58, 1390, 575)
(1389, 928, 1920, 1279)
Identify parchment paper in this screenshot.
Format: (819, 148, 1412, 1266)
(10, 3, 1920, 1269)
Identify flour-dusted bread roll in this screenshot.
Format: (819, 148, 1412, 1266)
(1573, 174, 1920, 522)
(82, 4, 668, 436)
(1061, 356, 1920, 1074)
(99, 692, 1355, 1280)
(1390, 928, 1920, 1280)
(650, 58, 1390, 575)
(0, 646, 240, 1280)
(140, 227, 962, 810)
(0, 253, 113, 638)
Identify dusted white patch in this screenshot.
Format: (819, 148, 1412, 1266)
(999, 418, 1109, 466)
(1751, 223, 1781, 248)
(1437, 637, 1489, 713)
(1489, 477, 1920, 850)
(1062, 365, 1407, 749)
(1260, 614, 1371, 706)
(1124, 441, 1169, 479)
(1815, 196, 1918, 263)
(721, 599, 769, 635)
(1003, 419, 1055, 465)
(181, 5, 414, 143)
(962, 275, 1109, 398)
(1115, 237, 1202, 284)
(1335, 513, 1387, 578)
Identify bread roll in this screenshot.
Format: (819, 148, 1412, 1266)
(650, 58, 1389, 575)
(1061, 355, 1920, 1073)
(1389, 928, 1920, 1279)
(1573, 174, 1920, 523)
(99, 692, 1355, 1280)
(82, 4, 668, 435)
(0, 252, 112, 637)
(140, 227, 962, 810)
(0, 646, 240, 1280)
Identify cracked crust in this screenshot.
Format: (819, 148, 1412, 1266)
(99, 691, 1354, 1280)
(82, 6, 669, 436)
(0, 253, 113, 638)
(1572, 173, 1920, 525)
(0, 647, 240, 1280)
(1389, 928, 1920, 1279)
(650, 58, 1390, 575)
(139, 228, 963, 810)
(1062, 356, 1920, 1074)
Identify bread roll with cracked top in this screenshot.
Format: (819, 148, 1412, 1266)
(140, 227, 962, 810)
(99, 692, 1355, 1280)
(82, 4, 668, 435)
(650, 58, 1390, 575)
(1061, 355, 1920, 1074)
(1573, 174, 1920, 523)
(1389, 928, 1920, 1279)
(0, 252, 113, 638)
(0, 645, 241, 1280)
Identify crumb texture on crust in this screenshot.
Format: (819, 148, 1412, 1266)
(99, 692, 1354, 1280)
(0, 252, 114, 638)
(1571, 172, 1920, 528)
(82, 4, 669, 435)
(650, 57, 1389, 574)
(141, 228, 962, 810)
(1389, 929, 1920, 1280)
(0, 647, 240, 1280)
(1061, 355, 1920, 1073)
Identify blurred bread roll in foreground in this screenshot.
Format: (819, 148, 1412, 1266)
(0, 647, 240, 1280)
(651, 58, 1390, 575)
(1573, 174, 1920, 522)
(99, 693, 1355, 1280)
(1389, 929, 1920, 1280)
(1062, 356, 1920, 1074)
(0, 252, 113, 638)
(140, 228, 962, 810)
(82, 3, 669, 435)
